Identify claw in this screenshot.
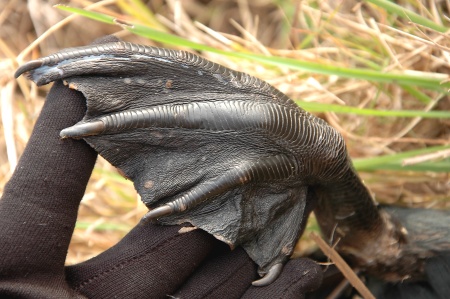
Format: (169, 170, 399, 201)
(252, 263, 283, 287)
(14, 60, 43, 78)
(60, 121, 105, 138)
(142, 205, 173, 222)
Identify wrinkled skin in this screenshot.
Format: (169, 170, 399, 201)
(15, 40, 449, 286)
(16, 41, 344, 285)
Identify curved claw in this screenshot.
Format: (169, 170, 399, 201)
(252, 263, 284, 287)
(60, 120, 105, 138)
(14, 60, 43, 78)
(142, 205, 173, 222)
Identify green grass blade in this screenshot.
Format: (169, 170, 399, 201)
(365, 0, 447, 32)
(400, 84, 432, 104)
(295, 100, 450, 118)
(128, 23, 221, 52)
(116, 0, 167, 31)
(56, 6, 450, 91)
(237, 53, 450, 90)
(56, 5, 116, 24)
(353, 145, 450, 172)
(130, 23, 450, 90)
(361, 161, 450, 172)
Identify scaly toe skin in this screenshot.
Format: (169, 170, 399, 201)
(252, 263, 284, 286)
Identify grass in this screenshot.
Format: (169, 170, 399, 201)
(1, 0, 449, 279)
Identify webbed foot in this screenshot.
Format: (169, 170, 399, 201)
(15, 41, 317, 286)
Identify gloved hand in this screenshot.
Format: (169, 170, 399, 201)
(0, 37, 323, 299)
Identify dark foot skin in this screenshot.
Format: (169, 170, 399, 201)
(18, 39, 440, 286)
(15, 41, 330, 285)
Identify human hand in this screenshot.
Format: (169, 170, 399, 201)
(0, 37, 323, 299)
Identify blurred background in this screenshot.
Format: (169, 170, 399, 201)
(1, 0, 449, 268)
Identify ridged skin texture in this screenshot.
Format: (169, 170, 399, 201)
(16, 41, 445, 285)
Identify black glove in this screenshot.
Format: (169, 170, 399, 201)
(0, 38, 323, 299)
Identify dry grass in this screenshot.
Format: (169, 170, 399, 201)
(1, 0, 449, 274)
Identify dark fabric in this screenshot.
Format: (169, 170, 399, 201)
(65, 223, 217, 298)
(173, 244, 258, 298)
(242, 258, 323, 299)
(0, 80, 95, 299)
(307, 252, 450, 299)
(0, 36, 323, 299)
(425, 251, 450, 299)
(367, 251, 450, 299)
